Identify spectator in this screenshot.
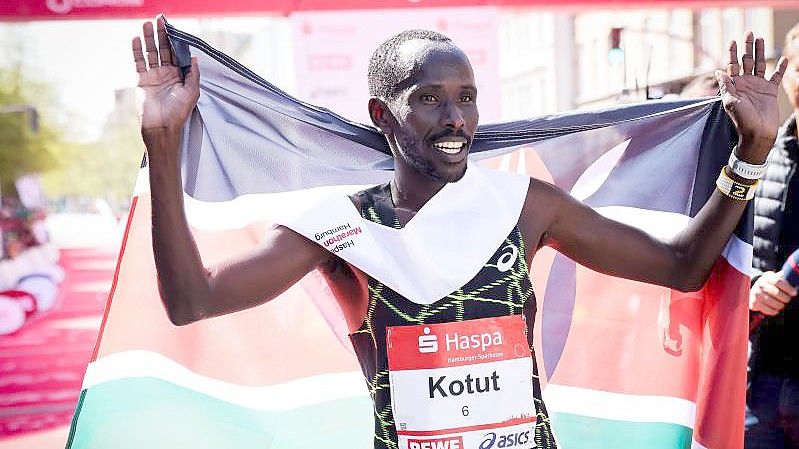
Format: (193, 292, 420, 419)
(746, 22, 799, 449)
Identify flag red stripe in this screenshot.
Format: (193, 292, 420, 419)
(692, 258, 748, 449)
(90, 192, 361, 385)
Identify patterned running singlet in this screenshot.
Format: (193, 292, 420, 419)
(348, 183, 557, 449)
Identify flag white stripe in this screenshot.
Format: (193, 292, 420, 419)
(570, 139, 630, 201)
(134, 172, 754, 279)
(544, 383, 696, 428)
(82, 350, 369, 411)
(722, 233, 754, 277)
(595, 206, 752, 277)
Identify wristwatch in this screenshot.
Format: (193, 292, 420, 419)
(728, 151, 768, 180)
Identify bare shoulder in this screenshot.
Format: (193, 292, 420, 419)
(517, 178, 566, 251)
(519, 178, 569, 223)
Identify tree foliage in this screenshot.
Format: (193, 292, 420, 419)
(41, 89, 144, 209)
(0, 66, 58, 193)
(0, 60, 142, 209)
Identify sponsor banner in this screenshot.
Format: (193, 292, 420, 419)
(290, 7, 501, 125)
(398, 422, 535, 449)
(313, 222, 364, 253)
(387, 315, 531, 371)
(388, 316, 536, 435)
(0, 0, 787, 21)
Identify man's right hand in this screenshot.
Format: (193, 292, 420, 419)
(133, 16, 199, 139)
(132, 17, 352, 328)
(750, 271, 798, 316)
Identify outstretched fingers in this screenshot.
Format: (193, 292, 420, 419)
(742, 31, 755, 75)
(132, 36, 147, 73)
(143, 21, 159, 70)
(715, 70, 738, 98)
(728, 32, 778, 81)
(727, 40, 740, 77)
(754, 37, 766, 77)
(770, 56, 789, 85)
(156, 15, 174, 66)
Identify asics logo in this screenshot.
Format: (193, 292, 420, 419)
(496, 244, 519, 272)
(479, 430, 531, 449)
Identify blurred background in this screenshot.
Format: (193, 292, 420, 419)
(0, 0, 797, 447)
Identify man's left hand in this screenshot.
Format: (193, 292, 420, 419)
(715, 32, 788, 164)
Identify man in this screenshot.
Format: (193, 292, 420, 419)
(747, 22, 799, 449)
(134, 16, 785, 449)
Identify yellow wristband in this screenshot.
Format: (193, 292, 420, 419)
(716, 167, 758, 201)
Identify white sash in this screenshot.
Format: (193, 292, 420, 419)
(279, 163, 529, 305)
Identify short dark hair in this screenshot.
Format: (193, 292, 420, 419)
(368, 29, 454, 100)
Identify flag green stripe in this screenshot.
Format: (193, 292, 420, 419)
(551, 412, 694, 449)
(68, 377, 373, 449)
(69, 378, 696, 449)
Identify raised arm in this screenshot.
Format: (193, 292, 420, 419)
(530, 33, 788, 292)
(134, 17, 329, 325)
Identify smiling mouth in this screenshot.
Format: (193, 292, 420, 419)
(432, 140, 467, 154)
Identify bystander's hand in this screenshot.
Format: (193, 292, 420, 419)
(750, 271, 798, 316)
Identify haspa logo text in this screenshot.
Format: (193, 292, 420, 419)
(417, 327, 504, 354)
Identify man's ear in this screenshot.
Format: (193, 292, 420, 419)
(368, 97, 393, 134)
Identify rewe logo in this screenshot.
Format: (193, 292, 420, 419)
(418, 327, 438, 353)
(408, 436, 463, 449)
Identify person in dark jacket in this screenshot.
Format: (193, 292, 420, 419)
(747, 22, 799, 449)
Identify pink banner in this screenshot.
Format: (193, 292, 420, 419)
(1, 0, 792, 21)
(291, 7, 501, 124)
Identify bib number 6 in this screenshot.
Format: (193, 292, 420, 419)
(462, 406, 469, 417)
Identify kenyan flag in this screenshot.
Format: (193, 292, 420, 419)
(65, 22, 749, 449)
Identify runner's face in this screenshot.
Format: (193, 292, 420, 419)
(387, 45, 478, 183)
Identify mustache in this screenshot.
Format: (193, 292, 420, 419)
(428, 130, 471, 143)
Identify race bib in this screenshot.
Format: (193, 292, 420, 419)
(387, 315, 537, 449)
